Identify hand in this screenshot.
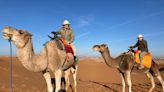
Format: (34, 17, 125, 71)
(138, 50, 141, 53)
(67, 42, 70, 44)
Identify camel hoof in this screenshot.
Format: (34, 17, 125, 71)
(57, 89, 66, 92)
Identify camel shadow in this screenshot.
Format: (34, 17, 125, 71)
(51, 77, 74, 92)
(86, 80, 118, 92)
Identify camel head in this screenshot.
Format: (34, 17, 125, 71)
(92, 44, 109, 53)
(2, 26, 32, 48)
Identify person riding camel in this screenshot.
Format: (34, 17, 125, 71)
(130, 34, 149, 69)
(52, 20, 78, 62)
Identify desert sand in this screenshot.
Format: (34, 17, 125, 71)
(0, 56, 164, 92)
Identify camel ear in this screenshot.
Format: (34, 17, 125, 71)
(28, 32, 33, 36)
(101, 44, 108, 48)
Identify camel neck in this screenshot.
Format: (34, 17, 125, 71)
(17, 38, 44, 72)
(18, 38, 34, 61)
(101, 49, 118, 68)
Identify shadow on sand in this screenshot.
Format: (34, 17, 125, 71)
(89, 81, 118, 92)
(79, 79, 118, 92)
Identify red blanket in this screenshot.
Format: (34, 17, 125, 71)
(60, 37, 74, 55)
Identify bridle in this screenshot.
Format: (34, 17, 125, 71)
(8, 34, 13, 92)
(8, 33, 31, 48)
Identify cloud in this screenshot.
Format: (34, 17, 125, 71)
(108, 30, 164, 43)
(77, 19, 89, 27)
(107, 11, 164, 30)
(144, 31, 164, 37)
(76, 32, 90, 39)
(75, 14, 94, 28)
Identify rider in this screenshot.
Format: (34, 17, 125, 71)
(130, 34, 149, 69)
(55, 20, 78, 62)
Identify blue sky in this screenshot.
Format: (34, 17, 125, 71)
(0, 0, 164, 57)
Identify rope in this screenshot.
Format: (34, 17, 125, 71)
(8, 37, 13, 92)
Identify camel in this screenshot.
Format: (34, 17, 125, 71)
(2, 27, 77, 92)
(92, 44, 164, 92)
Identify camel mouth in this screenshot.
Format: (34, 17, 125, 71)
(92, 46, 100, 51)
(2, 32, 12, 39)
(93, 48, 99, 51)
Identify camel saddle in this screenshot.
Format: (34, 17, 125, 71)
(134, 50, 153, 68)
(48, 32, 75, 65)
(55, 37, 74, 55)
(60, 37, 74, 55)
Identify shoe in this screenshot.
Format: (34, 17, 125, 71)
(144, 69, 149, 73)
(138, 64, 144, 69)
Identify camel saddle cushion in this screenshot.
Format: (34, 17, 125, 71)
(59, 37, 74, 55)
(134, 51, 152, 68)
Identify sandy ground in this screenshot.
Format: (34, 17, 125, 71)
(0, 56, 164, 92)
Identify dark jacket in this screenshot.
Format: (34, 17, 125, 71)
(132, 39, 149, 52)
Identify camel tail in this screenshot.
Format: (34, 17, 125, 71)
(151, 59, 164, 72)
(149, 60, 162, 77)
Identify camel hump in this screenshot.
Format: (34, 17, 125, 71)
(45, 41, 57, 47)
(44, 40, 74, 55)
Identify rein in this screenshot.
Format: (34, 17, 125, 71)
(8, 35, 13, 92)
(7, 34, 31, 92)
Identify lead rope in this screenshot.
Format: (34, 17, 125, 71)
(9, 37, 13, 92)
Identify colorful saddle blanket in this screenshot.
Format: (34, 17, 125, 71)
(134, 51, 152, 68)
(60, 37, 74, 55)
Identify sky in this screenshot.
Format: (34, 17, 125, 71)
(0, 0, 164, 57)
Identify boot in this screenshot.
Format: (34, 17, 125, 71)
(72, 56, 78, 69)
(138, 63, 144, 69)
(74, 56, 78, 62)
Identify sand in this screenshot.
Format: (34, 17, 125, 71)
(0, 56, 164, 92)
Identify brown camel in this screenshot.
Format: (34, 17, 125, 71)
(2, 27, 77, 92)
(92, 44, 164, 92)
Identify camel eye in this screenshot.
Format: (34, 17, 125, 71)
(97, 46, 100, 48)
(19, 30, 24, 34)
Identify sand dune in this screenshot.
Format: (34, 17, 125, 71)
(0, 56, 164, 92)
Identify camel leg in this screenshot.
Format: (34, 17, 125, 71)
(126, 71, 132, 92)
(146, 72, 155, 92)
(42, 72, 53, 92)
(54, 70, 62, 92)
(71, 66, 77, 92)
(64, 69, 71, 91)
(120, 72, 126, 92)
(156, 74, 164, 91)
